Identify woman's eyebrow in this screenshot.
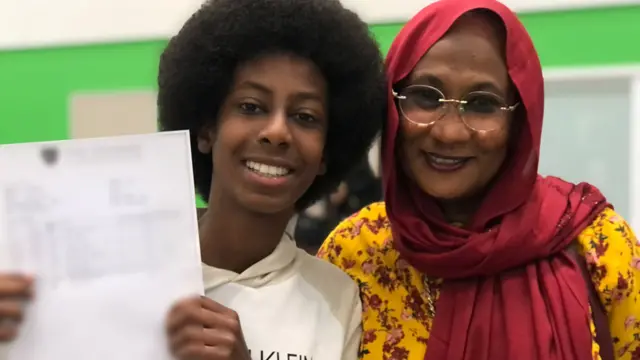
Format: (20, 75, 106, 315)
(409, 73, 443, 88)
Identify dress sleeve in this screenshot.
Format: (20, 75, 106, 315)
(316, 218, 349, 266)
(317, 202, 388, 279)
(317, 203, 392, 360)
(576, 208, 640, 359)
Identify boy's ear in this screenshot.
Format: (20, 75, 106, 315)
(197, 127, 215, 154)
(317, 159, 326, 175)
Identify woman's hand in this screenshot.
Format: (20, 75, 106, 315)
(167, 296, 251, 360)
(0, 274, 33, 342)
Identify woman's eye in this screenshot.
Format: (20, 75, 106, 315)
(410, 89, 442, 109)
(464, 96, 501, 114)
(239, 102, 263, 114)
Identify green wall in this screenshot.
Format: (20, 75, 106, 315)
(1, 5, 639, 146)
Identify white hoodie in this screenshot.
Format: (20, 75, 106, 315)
(202, 228, 362, 360)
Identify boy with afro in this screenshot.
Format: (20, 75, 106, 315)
(0, 1, 385, 359)
(159, 0, 385, 359)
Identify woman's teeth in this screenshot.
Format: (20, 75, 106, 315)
(428, 153, 466, 165)
(245, 161, 291, 177)
(426, 153, 470, 171)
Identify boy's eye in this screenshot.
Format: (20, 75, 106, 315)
(294, 113, 316, 123)
(239, 103, 263, 114)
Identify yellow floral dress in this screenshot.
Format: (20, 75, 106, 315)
(318, 202, 640, 360)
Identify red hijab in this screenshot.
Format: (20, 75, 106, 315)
(383, 1, 609, 359)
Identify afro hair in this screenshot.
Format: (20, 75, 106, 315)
(158, 0, 386, 210)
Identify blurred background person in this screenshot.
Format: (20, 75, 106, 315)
(296, 155, 382, 253)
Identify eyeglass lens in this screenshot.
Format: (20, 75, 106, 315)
(398, 86, 509, 131)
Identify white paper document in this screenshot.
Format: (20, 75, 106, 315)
(0, 131, 203, 360)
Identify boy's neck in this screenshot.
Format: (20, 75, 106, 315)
(198, 193, 294, 274)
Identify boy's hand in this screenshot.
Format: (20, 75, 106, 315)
(167, 296, 251, 360)
(0, 274, 33, 342)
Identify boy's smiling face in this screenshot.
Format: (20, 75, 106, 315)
(198, 53, 328, 215)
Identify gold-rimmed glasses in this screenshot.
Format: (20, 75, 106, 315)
(392, 85, 519, 132)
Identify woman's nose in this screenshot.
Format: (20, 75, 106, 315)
(429, 105, 473, 144)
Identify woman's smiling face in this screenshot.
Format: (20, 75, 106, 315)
(397, 13, 516, 202)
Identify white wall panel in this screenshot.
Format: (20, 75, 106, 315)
(0, 0, 202, 50)
(340, 0, 639, 23)
(629, 75, 640, 230)
(539, 78, 633, 221)
(0, 0, 638, 50)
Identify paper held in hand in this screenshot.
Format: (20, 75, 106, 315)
(0, 131, 203, 360)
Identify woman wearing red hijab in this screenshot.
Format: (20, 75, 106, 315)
(318, 0, 640, 359)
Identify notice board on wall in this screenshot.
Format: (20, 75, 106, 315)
(69, 91, 158, 139)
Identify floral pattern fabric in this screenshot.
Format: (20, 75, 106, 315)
(317, 202, 640, 360)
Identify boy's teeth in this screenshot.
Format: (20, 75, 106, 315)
(245, 161, 291, 177)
